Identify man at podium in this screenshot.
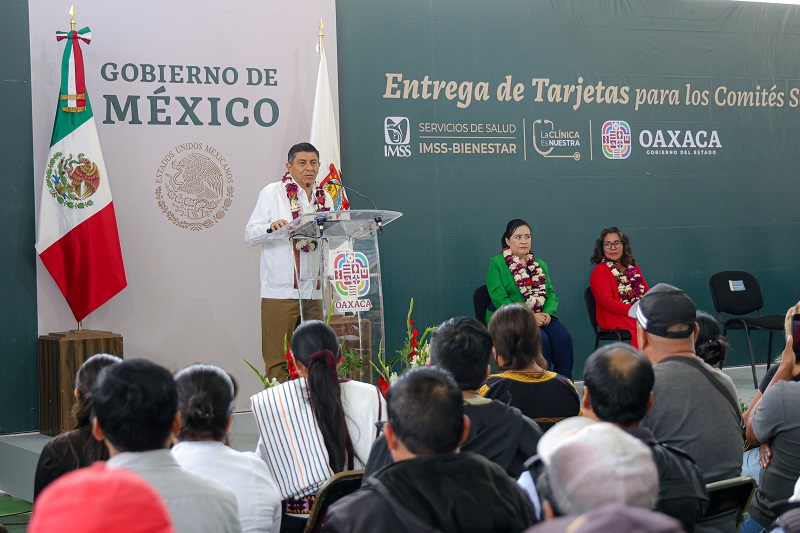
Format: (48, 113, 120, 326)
(245, 142, 332, 381)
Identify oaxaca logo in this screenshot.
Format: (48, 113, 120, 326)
(45, 152, 101, 209)
(332, 252, 373, 312)
(601, 121, 631, 159)
(638, 129, 721, 156)
(384, 117, 411, 157)
(155, 142, 234, 231)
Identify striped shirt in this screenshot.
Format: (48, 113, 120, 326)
(251, 378, 385, 499)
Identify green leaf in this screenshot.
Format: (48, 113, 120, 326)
(326, 299, 335, 325)
(243, 358, 270, 389)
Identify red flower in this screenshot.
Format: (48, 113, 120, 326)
(284, 348, 299, 380)
(409, 320, 414, 327)
(378, 376, 390, 395)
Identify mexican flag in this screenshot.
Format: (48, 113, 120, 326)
(35, 26, 127, 322)
(311, 42, 349, 210)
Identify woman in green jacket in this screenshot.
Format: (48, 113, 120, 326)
(485, 218, 574, 378)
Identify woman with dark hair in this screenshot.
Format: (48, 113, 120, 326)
(589, 226, 650, 348)
(172, 364, 281, 533)
(33, 353, 121, 499)
(250, 320, 385, 533)
(485, 219, 574, 378)
(694, 310, 730, 369)
(479, 303, 581, 431)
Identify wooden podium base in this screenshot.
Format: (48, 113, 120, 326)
(38, 329, 123, 437)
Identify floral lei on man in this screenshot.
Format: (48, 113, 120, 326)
(282, 172, 331, 252)
(603, 260, 646, 305)
(503, 247, 547, 313)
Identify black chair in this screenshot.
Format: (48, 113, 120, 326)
(584, 287, 632, 350)
(696, 475, 756, 531)
(709, 271, 784, 389)
(304, 469, 365, 532)
(473, 285, 492, 322)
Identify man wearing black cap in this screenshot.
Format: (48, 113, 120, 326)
(634, 284, 743, 485)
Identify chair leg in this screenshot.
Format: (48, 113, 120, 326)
(594, 336, 599, 350)
(744, 326, 758, 389)
(767, 332, 774, 370)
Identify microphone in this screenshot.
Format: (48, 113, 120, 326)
(338, 184, 383, 234)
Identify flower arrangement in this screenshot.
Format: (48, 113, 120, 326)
(245, 301, 365, 388)
(371, 298, 436, 395)
(503, 247, 547, 312)
(282, 171, 330, 252)
(603, 259, 646, 305)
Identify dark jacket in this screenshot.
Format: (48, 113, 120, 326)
(34, 425, 109, 500)
(625, 426, 709, 532)
(323, 452, 536, 533)
(363, 398, 542, 479)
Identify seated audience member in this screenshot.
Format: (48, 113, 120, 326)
(486, 219, 574, 379)
(581, 343, 709, 531)
(769, 478, 800, 533)
(589, 226, 650, 349)
(322, 366, 536, 533)
(742, 335, 800, 532)
(744, 302, 800, 426)
(636, 284, 743, 483)
(743, 302, 800, 483)
(172, 364, 281, 533)
(364, 317, 542, 478)
(694, 310, 730, 369)
(479, 303, 581, 431)
(250, 320, 385, 532)
(527, 503, 684, 533)
(531, 417, 659, 520)
(30, 462, 174, 533)
(92, 359, 241, 533)
(33, 353, 121, 499)
(773, 509, 800, 533)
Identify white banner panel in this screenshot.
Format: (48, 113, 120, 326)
(30, 0, 339, 410)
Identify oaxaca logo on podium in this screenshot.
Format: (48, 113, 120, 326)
(384, 117, 411, 157)
(155, 142, 234, 231)
(331, 251, 372, 312)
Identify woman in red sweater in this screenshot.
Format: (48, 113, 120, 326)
(589, 227, 650, 348)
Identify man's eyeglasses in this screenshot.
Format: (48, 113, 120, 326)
(603, 240, 623, 249)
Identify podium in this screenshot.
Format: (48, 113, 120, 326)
(264, 209, 402, 380)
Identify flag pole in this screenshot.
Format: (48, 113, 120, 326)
(71, 5, 80, 333)
(318, 19, 324, 53)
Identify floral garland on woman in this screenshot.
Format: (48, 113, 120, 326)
(503, 247, 548, 313)
(282, 172, 331, 252)
(603, 259, 646, 305)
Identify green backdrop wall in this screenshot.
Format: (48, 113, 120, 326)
(336, 0, 800, 376)
(4, 1, 800, 434)
(1, 0, 38, 432)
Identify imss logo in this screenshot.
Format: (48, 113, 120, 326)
(384, 117, 411, 157)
